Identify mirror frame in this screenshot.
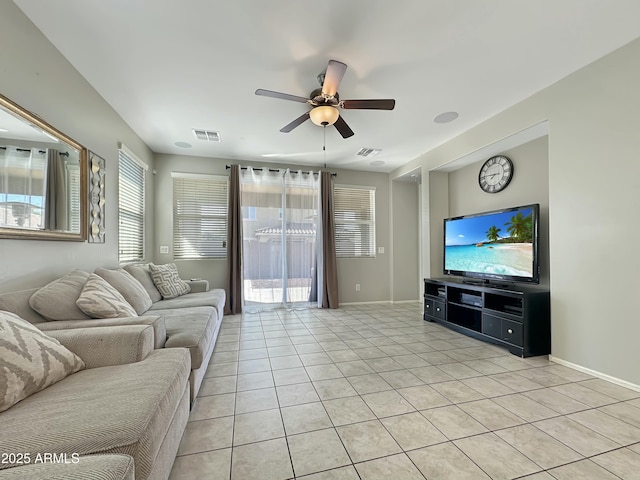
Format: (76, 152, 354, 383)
(0, 94, 88, 241)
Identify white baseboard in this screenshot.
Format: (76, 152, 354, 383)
(341, 299, 421, 306)
(340, 300, 391, 306)
(549, 355, 640, 393)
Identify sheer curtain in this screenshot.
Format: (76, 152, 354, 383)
(283, 169, 319, 308)
(240, 167, 319, 312)
(0, 146, 47, 229)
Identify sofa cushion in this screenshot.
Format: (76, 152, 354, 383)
(0, 288, 46, 324)
(37, 316, 168, 350)
(149, 289, 226, 319)
(0, 348, 190, 479)
(76, 274, 138, 319)
(123, 264, 162, 303)
(149, 263, 191, 300)
(29, 270, 92, 321)
(95, 267, 153, 314)
(0, 311, 85, 413)
(152, 306, 217, 370)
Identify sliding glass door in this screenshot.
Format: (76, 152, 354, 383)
(240, 167, 319, 311)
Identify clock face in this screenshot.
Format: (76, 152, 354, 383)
(478, 155, 513, 193)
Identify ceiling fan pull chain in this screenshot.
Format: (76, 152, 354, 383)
(323, 126, 327, 169)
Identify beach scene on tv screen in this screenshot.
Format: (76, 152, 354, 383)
(445, 207, 534, 277)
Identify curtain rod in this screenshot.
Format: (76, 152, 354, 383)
(225, 165, 336, 177)
(11, 147, 69, 156)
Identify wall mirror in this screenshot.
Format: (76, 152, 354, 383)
(0, 94, 87, 241)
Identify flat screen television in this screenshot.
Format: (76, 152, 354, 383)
(443, 203, 540, 284)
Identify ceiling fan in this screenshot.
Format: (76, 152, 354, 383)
(255, 60, 395, 139)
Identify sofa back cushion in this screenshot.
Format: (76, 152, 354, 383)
(28, 270, 92, 321)
(76, 274, 138, 319)
(0, 288, 46, 324)
(123, 264, 163, 303)
(149, 263, 191, 300)
(0, 311, 85, 413)
(95, 268, 153, 314)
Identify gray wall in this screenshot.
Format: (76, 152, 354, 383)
(391, 180, 420, 302)
(0, 2, 154, 292)
(392, 38, 640, 386)
(152, 154, 392, 304)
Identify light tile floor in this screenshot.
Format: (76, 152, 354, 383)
(169, 303, 640, 479)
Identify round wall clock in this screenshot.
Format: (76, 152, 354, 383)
(478, 155, 513, 193)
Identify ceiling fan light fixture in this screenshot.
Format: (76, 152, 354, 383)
(309, 105, 339, 126)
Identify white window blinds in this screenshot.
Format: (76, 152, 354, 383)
(172, 173, 228, 259)
(334, 185, 376, 257)
(67, 162, 81, 233)
(118, 147, 146, 263)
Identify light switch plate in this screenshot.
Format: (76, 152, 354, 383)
(160, 245, 169, 254)
(378, 246, 384, 254)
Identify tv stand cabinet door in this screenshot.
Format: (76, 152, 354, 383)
(481, 313, 502, 339)
(424, 298, 445, 321)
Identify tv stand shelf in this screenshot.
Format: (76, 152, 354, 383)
(424, 278, 550, 357)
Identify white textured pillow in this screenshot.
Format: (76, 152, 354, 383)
(0, 311, 85, 413)
(149, 263, 191, 299)
(76, 274, 138, 318)
(29, 270, 92, 321)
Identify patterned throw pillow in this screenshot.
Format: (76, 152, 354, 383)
(76, 274, 138, 318)
(0, 311, 85, 413)
(149, 263, 191, 300)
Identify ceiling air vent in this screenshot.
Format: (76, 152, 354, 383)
(355, 147, 381, 158)
(193, 129, 221, 142)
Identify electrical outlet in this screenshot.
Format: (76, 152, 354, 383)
(356, 284, 361, 291)
(159, 245, 169, 254)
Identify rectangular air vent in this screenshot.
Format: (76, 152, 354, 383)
(355, 147, 381, 158)
(193, 129, 221, 142)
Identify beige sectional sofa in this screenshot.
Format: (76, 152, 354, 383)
(0, 265, 226, 401)
(0, 264, 227, 480)
(0, 323, 190, 480)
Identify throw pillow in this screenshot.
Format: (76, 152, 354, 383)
(95, 268, 153, 314)
(29, 270, 92, 321)
(76, 274, 138, 318)
(123, 264, 163, 303)
(0, 311, 85, 413)
(149, 263, 191, 300)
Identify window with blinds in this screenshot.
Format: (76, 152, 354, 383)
(173, 173, 228, 259)
(118, 148, 146, 263)
(334, 185, 376, 257)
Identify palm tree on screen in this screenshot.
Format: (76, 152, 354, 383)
(486, 225, 501, 242)
(505, 212, 532, 242)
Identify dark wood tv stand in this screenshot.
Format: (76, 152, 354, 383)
(423, 277, 550, 357)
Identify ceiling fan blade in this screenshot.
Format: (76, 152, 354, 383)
(255, 89, 309, 103)
(322, 60, 347, 97)
(333, 115, 354, 138)
(341, 99, 396, 110)
(280, 112, 310, 133)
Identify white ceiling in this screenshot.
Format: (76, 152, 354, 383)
(13, 0, 640, 172)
